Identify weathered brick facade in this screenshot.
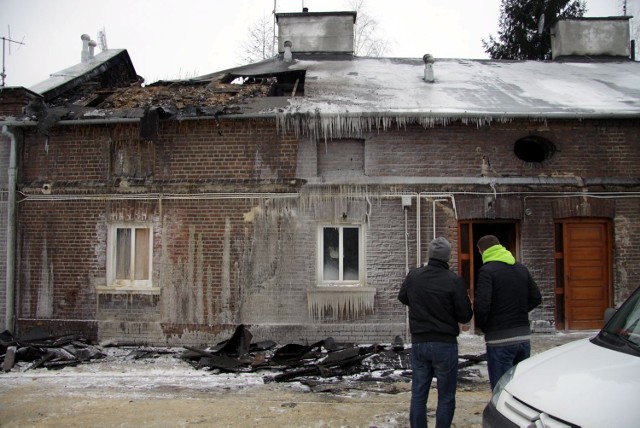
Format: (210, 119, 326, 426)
(0, 88, 40, 117)
(1, 115, 638, 345)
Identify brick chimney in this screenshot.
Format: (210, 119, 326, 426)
(275, 10, 357, 55)
(551, 17, 632, 60)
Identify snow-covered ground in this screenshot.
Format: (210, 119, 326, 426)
(1, 331, 593, 392)
(0, 331, 597, 428)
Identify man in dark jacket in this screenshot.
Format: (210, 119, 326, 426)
(398, 237, 473, 428)
(474, 235, 542, 390)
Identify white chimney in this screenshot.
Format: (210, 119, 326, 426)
(81, 34, 91, 62)
(88, 40, 97, 60)
(423, 54, 435, 83)
(276, 11, 357, 55)
(551, 17, 631, 60)
(284, 40, 293, 62)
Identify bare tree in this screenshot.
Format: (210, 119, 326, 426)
(348, 0, 388, 57)
(239, 13, 276, 64)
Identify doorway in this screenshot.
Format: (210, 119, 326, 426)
(458, 221, 519, 301)
(555, 219, 612, 330)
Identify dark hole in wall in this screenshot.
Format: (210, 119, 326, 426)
(514, 135, 556, 163)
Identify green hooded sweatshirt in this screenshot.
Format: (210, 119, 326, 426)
(481, 244, 515, 265)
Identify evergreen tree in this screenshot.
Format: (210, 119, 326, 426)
(483, 0, 587, 60)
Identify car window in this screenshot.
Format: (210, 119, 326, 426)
(593, 288, 640, 356)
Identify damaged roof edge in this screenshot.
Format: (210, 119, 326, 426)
(29, 49, 140, 102)
(190, 57, 296, 83)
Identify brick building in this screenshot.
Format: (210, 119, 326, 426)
(1, 13, 639, 346)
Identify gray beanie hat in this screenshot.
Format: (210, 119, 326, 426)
(428, 237, 451, 262)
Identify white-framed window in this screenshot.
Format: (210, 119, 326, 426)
(317, 224, 364, 285)
(107, 223, 153, 288)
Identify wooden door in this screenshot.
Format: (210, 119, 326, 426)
(563, 220, 611, 330)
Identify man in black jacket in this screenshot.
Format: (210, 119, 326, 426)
(398, 237, 473, 428)
(474, 235, 542, 390)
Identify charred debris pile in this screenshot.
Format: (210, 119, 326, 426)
(1, 325, 485, 388)
(181, 325, 414, 386)
(0, 328, 105, 371)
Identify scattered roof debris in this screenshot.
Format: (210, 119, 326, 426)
(1, 325, 486, 394)
(0, 328, 105, 372)
(178, 325, 486, 390)
(27, 80, 272, 125)
(95, 81, 271, 110)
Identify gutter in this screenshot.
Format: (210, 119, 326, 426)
(2, 109, 640, 129)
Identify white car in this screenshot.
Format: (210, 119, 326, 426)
(483, 286, 640, 427)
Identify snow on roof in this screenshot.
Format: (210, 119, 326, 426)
(29, 49, 137, 101)
(15, 52, 640, 141)
(222, 55, 640, 139)
(278, 57, 640, 117)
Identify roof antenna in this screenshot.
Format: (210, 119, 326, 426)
(1, 25, 26, 87)
(538, 13, 545, 35)
(98, 27, 108, 51)
(272, 0, 277, 58)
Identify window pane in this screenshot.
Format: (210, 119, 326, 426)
(343, 227, 359, 280)
(116, 228, 131, 280)
(134, 228, 150, 280)
(461, 259, 470, 291)
(555, 223, 564, 253)
(323, 227, 339, 280)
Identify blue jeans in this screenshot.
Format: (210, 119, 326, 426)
(410, 341, 458, 428)
(486, 341, 531, 390)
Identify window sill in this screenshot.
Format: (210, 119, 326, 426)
(96, 286, 160, 295)
(310, 286, 376, 293)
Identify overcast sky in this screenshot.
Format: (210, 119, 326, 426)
(0, 0, 634, 88)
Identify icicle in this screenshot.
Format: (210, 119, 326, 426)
(276, 112, 516, 141)
(307, 288, 375, 321)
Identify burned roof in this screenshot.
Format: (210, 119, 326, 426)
(30, 49, 140, 103)
(5, 51, 640, 140)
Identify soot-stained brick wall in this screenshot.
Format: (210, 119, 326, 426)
(9, 117, 640, 344)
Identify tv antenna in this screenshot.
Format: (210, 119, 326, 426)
(2, 25, 26, 87)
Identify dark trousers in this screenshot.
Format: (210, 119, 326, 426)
(486, 341, 531, 390)
(410, 341, 458, 428)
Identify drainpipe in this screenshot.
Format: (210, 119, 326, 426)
(400, 195, 415, 343)
(416, 195, 421, 266)
(417, 193, 458, 266)
(2, 125, 16, 333)
(432, 199, 449, 239)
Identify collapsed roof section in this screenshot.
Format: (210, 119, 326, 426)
(16, 56, 303, 127)
(30, 49, 141, 103)
(29, 54, 640, 122)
